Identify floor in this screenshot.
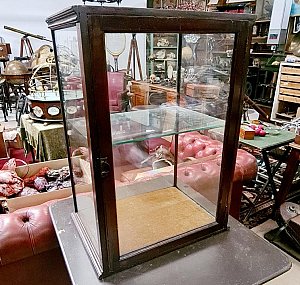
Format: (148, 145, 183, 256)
(252, 220, 300, 284)
(1, 109, 300, 284)
(2, 109, 17, 130)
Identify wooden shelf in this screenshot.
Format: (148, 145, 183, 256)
(278, 95, 300, 104)
(255, 19, 271, 23)
(281, 74, 300, 83)
(281, 66, 300, 76)
(271, 62, 300, 123)
(276, 112, 296, 119)
(250, 52, 282, 57)
(280, 87, 300, 97)
(153, 46, 177, 49)
(280, 81, 300, 90)
(252, 36, 268, 40)
(154, 58, 177, 61)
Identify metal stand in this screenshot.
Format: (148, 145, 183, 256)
(19, 36, 33, 60)
(127, 33, 143, 80)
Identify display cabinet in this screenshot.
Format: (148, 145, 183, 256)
(47, 6, 254, 278)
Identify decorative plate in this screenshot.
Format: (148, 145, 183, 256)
(67, 105, 78, 115)
(48, 106, 60, 116)
(32, 106, 43, 118)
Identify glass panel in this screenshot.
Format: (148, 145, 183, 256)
(54, 27, 99, 253)
(105, 32, 234, 256)
(178, 33, 235, 215)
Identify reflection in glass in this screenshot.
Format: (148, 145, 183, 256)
(182, 33, 234, 120)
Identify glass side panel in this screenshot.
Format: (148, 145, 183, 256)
(104, 32, 234, 256)
(54, 27, 99, 255)
(176, 33, 234, 220)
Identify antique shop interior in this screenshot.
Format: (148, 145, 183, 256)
(2, 0, 300, 284)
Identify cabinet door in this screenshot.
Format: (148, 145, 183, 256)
(107, 32, 237, 257)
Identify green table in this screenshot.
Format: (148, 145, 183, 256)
(238, 128, 295, 193)
(20, 114, 67, 161)
(209, 125, 296, 220)
(239, 129, 296, 151)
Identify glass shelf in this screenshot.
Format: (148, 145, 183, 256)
(69, 106, 225, 146)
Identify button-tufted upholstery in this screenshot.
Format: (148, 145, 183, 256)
(0, 201, 71, 285)
(170, 131, 223, 161)
(0, 201, 57, 265)
(119, 132, 257, 219)
(170, 131, 257, 181)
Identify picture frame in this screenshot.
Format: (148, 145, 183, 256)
(293, 16, 300, 33)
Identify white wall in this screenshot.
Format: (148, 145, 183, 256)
(0, 0, 147, 79)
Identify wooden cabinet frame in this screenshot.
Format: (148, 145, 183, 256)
(47, 6, 254, 278)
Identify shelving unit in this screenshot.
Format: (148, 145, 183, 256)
(271, 62, 300, 123)
(147, 33, 178, 80)
(213, 0, 256, 13)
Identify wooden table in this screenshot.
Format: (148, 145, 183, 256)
(20, 114, 67, 161)
(131, 81, 177, 106)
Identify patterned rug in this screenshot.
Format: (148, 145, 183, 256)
(240, 180, 300, 229)
(238, 146, 298, 229)
(240, 184, 274, 229)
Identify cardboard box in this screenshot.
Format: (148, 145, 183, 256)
(5, 133, 23, 149)
(240, 126, 255, 140)
(7, 158, 91, 212)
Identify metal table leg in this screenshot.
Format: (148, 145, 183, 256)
(242, 146, 291, 222)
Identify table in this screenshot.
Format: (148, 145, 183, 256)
(50, 196, 291, 285)
(239, 128, 295, 220)
(20, 114, 67, 161)
(209, 126, 296, 220)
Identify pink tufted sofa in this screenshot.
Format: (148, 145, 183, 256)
(0, 200, 71, 285)
(117, 132, 257, 219)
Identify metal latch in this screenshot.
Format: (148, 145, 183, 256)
(97, 157, 110, 178)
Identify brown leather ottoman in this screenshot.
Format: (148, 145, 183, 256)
(0, 201, 71, 285)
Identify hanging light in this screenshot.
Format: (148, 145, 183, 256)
(82, 0, 122, 5)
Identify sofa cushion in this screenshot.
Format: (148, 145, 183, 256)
(170, 132, 257, 181)
(0, 201, 57, 266)
(170, 131, 223, 161)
